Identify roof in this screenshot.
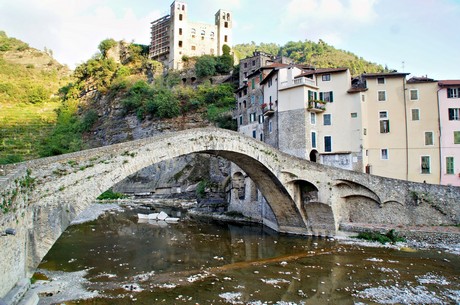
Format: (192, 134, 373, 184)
(260, 68, 279, 85)
(438, 80, 460, 87)
(362, 72, 410, 78)
(234, 84, 248, 94)
(407, 76, 437, 83)
(296, 67, 348, 78)
(260, 63, 290, 70)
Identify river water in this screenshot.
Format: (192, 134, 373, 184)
(35, 204, 460, 305)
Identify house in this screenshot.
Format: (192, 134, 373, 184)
(438, 80, 460, 186)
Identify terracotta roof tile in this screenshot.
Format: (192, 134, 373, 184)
(438, 80, 460, 86)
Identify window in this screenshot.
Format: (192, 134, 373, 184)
(239, 115, 242, 125)
(455, 131, 460, 144)
(322, 74, 331, 81)
(243, 100, 247, 108)
(201, 30, 205, 36)
(425, 131, 434, 145)
(269, 121, 272, 133)
(191, 45, 196, 50)
(224, 21, 229, 28)
(268, 78, 273, 87)
(319, 91, 334, 102)
(410, 89, 418, 100)
(251, 79, 255, 89)
(191, 28, 196, 35)
(377, 77, 385, 84)
(244, 62, 248, 68)
(224, 35, 228, 43)
(421, 156, 430, 174)
(324, 136, 332, 152)
(178, 41, 183, 48)
(179, 14, 183, 21)
(381, 149, 388, 160)
(210, 32, 215, 38)
(361, 94, 365, 102)
(323, 114, 331, 126)
(250, 95, 255, 104)
(449, 108, 460, 120)
(179, 28, 183, 35)
(446, 157, 454, 174)
(252, 60, 256, 66)
(380, 120, 390, 133)
(363, 128, 367, 135)
(249, 113, 256, 122)
(308, 90, 318, 101)
(258, 115, 264, 124)
(378, 90, 386, 101)
(447, 88, 459, 98)
(351, 112, 358, 118)
(252, 130, 256, 138)
(260, 133, 263, 141)
(411, 109, 420, 121)
(379, 111, 389, 133)
(310, 112, 316, 125)
(311, 132, 317, 148)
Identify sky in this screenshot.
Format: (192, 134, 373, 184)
(0, 0, 459, 79)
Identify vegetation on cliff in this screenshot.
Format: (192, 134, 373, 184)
(234, 40, 386, 76)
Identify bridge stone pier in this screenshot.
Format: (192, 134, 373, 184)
(0, 127, 459, 300)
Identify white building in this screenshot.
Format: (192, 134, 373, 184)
(150, 1, 232, 70)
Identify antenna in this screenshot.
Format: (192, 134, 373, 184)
(402, 61, 405, 72)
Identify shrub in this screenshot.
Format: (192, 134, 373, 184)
(97, 189, 126, 200)
(355, 229, 405, 244)
(195, 55, 216, 78)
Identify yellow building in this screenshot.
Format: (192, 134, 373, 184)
(362, 73, 440, 183)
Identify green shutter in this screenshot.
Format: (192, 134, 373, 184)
(319, 92, 323, 101)
(446, 157, 454, 174)
(330, 91, 334, 102)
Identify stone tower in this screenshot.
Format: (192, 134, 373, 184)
(170, 1, 188, 69)
(215, 9, 232, 56)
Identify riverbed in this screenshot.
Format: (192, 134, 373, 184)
(32, 203, 460, 305)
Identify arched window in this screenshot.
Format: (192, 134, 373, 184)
(201, 30, 205, 36)
(227, 13, 230, 21)
(182, 4, 185, 10)
(179, 14, 183, 21)
(210, 31, 215, 38)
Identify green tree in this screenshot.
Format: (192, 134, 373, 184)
(195, 55, 216, 78)
(98, 38, 117, 58)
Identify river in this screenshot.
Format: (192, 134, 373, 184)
(33, 203, 460, 305)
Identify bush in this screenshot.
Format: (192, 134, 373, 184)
(97, 189, 126, 200)
(355, 229, 405, 244)
(0, 154, 23, 165)
(79, 109, 98, 132)
(98, 38, 117, 57)
(195, 55, 216, 78)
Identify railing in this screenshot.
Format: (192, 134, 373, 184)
(280, 77, 316, 89)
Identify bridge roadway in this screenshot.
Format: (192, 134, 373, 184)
(0, 127, 459, 301)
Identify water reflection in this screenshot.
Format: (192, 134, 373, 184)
(36, 205, 460, 305)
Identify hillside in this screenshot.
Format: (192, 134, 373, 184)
(0, 31, 70, 163)
(234, 40, 386, 76)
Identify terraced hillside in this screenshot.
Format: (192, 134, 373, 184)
(0, 31, 69, 164)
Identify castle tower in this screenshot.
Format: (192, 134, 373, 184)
(215, 9, 232, 55)
(169, 1, 188, 69)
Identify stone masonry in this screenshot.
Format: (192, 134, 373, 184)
(0, 127, 459, 300)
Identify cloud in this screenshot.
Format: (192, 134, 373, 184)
(279, 0, 378, 44)
(0, 0, 161, 68)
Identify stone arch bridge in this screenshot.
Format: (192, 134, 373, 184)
(0, 127, 459, 298)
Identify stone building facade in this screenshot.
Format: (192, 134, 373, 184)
(149, 1, 232, 70)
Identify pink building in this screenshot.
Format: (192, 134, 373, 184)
(438, 80, 460, 186)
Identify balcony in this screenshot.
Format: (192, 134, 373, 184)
(261, 103, 275, 116)
(280, 77, 317, 90)
(307, 100, 326, 113)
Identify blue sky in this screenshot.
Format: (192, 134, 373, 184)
(0, 0, 459, 79)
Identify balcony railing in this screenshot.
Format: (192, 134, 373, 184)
(280, 77, 316, 89)
(261, 103, 275, 116)
(307, 100, 326, 113)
